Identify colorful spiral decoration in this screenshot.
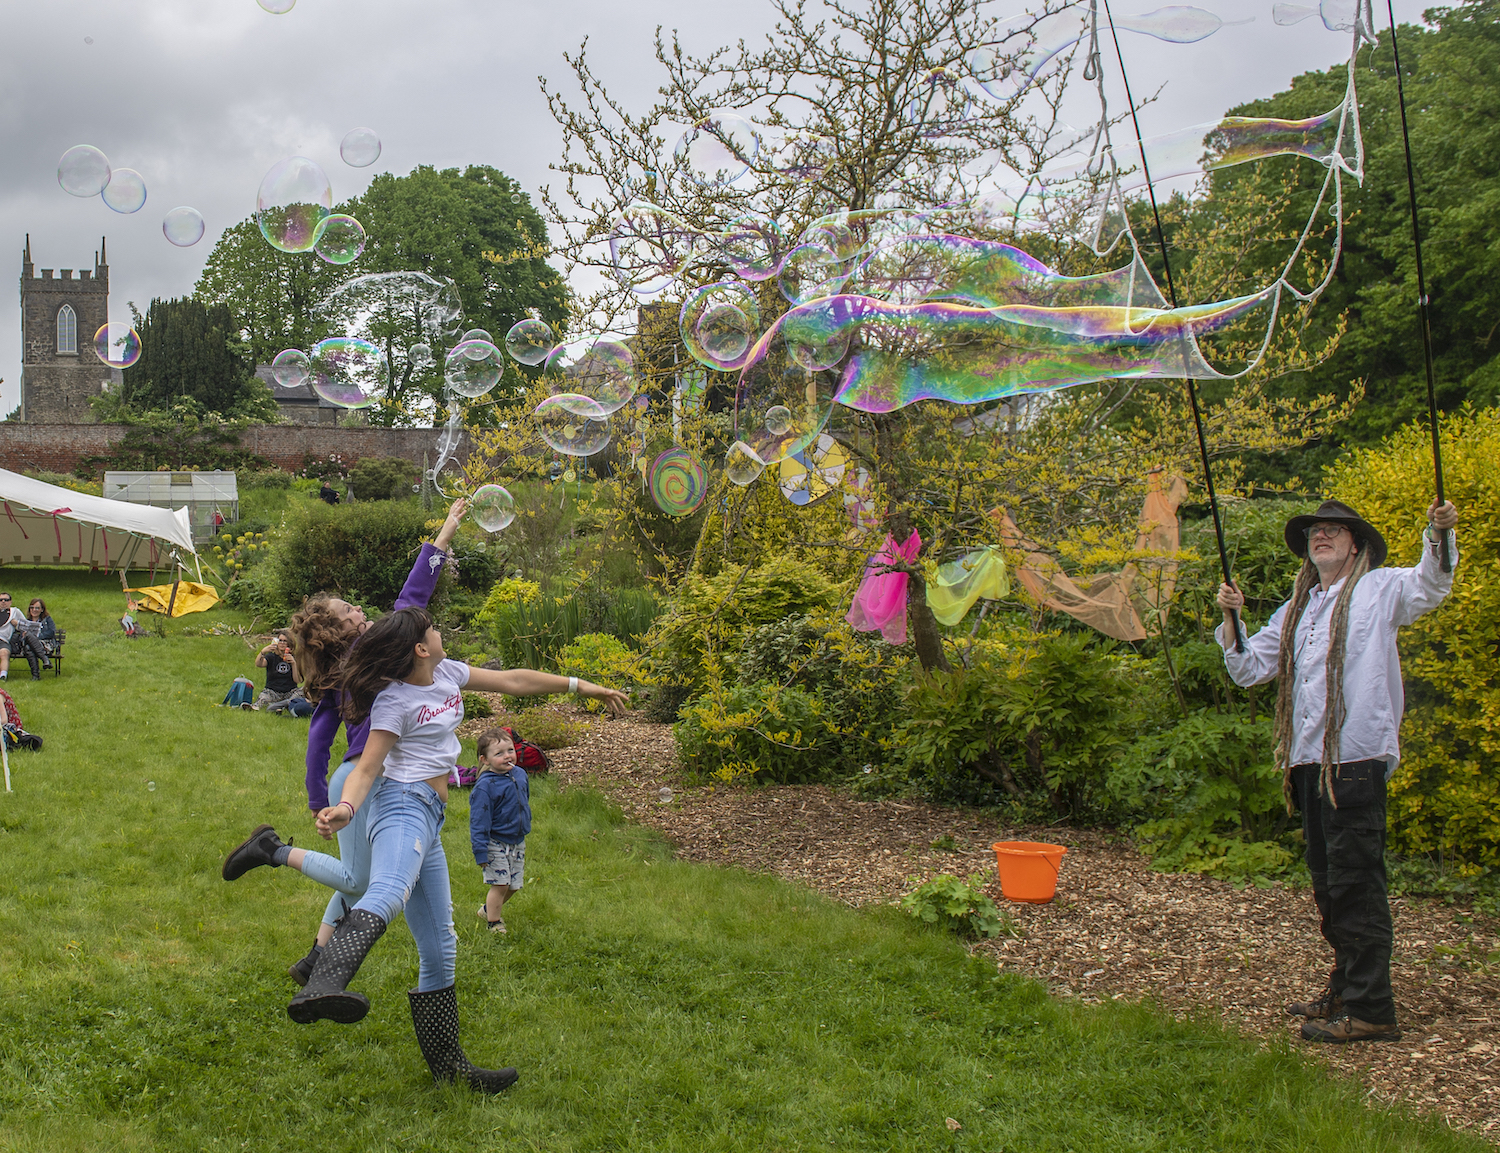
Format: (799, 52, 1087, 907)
(649, 448, 708, 516)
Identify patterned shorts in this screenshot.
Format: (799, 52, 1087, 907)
(481, 840, 525, 888)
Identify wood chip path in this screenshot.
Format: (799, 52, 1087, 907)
(474, 702, 1500, 1139)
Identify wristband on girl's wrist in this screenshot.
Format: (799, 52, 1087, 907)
(337, 800, 355, 817)
(568, 676, 579, 695)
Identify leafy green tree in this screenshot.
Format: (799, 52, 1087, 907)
(118, 297, 275, 420)
(1173, 0, 1500, 479)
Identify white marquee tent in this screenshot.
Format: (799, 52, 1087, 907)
(0, 467, 198, 574)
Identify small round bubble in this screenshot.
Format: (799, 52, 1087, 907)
(257, 156, 332, 254)
(272, 348, 311, 388)
(444, 340, 504, 398)
(764, 405, 793, 435)
(313, 214, 366, 265)
(510, 193, 522, 204)
(101, 168, 147, 214)
(94, 323, 141, 369)
(339, 127, 381, 167)
(471, 484, 516, 532)
(724, 441, 767, 486)
(58, 145, 110, 197)
(258, 0, 295, 11)
(147, 781, 157, 791)
(534, 394, 612, 457)
(504, 318, 555, 366)
(309, 337, 386, 408)
(408, 343, 434, 370)
(461, 328, 495, 346)
(679, 281, 760, 371)
(162, 206, 206, 247)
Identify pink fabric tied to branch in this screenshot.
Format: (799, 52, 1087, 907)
(846, 529, 922, 644)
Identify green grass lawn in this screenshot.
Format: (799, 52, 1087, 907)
(0, 569, 1483, 1152)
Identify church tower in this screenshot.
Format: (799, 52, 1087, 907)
(19, 236, 111, 423)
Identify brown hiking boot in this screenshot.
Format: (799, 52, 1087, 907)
(1300, 1015, 1402, 1044)
(1285, 989, 1344, 1019)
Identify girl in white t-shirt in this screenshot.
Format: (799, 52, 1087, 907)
(285, 606, 627, 1094)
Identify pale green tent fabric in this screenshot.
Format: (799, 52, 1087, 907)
(927, 547, 1010, 625)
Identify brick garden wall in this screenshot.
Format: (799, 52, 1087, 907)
(0, 423, 468, 476)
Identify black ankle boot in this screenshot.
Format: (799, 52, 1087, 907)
(221, 824, 290, 881)
(288, 940, 324, 987)
(408, 985, 518, 1093)
(287, 909, 386, 1024)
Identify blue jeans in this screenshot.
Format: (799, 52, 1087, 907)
(293, 760, 372, 925)
(353, 776, 457, 992)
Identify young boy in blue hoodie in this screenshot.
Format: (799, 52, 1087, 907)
(470, 729, 532, 933)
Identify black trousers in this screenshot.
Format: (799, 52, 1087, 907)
(1, 633, 48, 676)
(1290, 761, 1396, 1025)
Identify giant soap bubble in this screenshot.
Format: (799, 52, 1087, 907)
(339, 127, 381, 167)
(315, 271, 466, 357)
(544, 336, 635, 416)
(504, 318, 555, 366)
(444, 340, 505, 398)
(609, 204, 699, 297)
(58, 146, 110, 197)
(679, 281, 760, 371)
(308, 338, 387, 408)
(256, 157, 333, 253)
(675, 113, 761, 186)
(470, 484, 516, 531)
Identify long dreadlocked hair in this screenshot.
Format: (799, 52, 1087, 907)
(1273, 543, 1373, 811)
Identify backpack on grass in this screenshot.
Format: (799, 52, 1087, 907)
(500, 726, 551, 775)
(222, 677, 255, 708)
(0, 690, 38, 750)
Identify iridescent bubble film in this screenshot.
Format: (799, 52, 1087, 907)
(1127, 105, 1354, 190)
(313, 214, 366, 265)
(907, 67, 974, 138)
(340, 127, 382, 167)
(609, 204, 699, 296)
(58, 145, 110, 197)
(444, 340, 505, 398)
(544, 336, 636, 416)
(724, 441, 767, 487)
(256, 156, 333, 254)
(966, 6, 1090, 106)
(471, 484, 516, 532)
(649, 448, 709, 516)
(101, 168, 147, 214)
(407, 343, 434, 369)
(733, 327, 840, 466)
(504, 318, 555, 366)
(1113, 6, 1240, 43)
(315, 271, 466, 354)
(675, 112, 760, 186)
(461, 328, 495, 346)
(1273, 2, 1317, 22)
(534, 394, 612, 457)
(258, 0, 295, 11)
(272, 348, 311, 388)
(162, 206, 205, 247)
(778, 242, 849, 305)
(94, 323, 141, 369)
(717, 215, 784, 281)
(309, 337, 387, 408)
(679, 281, 761, 371)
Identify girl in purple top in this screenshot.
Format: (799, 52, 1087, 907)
(222, 497, 467, 986)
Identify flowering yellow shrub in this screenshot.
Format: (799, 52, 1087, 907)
(1326, 407, 1500, 864)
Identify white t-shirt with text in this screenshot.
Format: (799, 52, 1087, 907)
(368, 658, 470, 784)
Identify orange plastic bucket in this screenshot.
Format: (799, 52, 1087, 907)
(992, 841, 1067, 903)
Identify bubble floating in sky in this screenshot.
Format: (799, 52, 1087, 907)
(778, 242, 849, 305)
(717, 214, 784, 281)
(649, 448, 709, 516)
(544, 335, 636, 415)
(272, 348, 311, 388)
(407, 343, 434, 370)
(444, 340, 505, 398)
(1112, 6, 1246, 43)
(309, 337, 387, 408)
(674, 112, 761, 186)
(1124, 102, 1358, 190)
(504, 318, 555, 366)
(471, 484, 516, 532)
(679, 281, 761, 371)
(339, 127, 381, 167)
(315, 271, 466, 354)
(534, 394, 612, 457)
(101, 168, 147, 214)
(609, 204, 700, 297)
(313, 214, 367, 265)
(94, 323, 141, 369)
(907, 66, 975, 137)
(58, 145, 110, 197)
(256, 156, 332, 254)
(258, 0, 296, 11)
(966, 6, 1090, 106)
(162, 206, 206, 247)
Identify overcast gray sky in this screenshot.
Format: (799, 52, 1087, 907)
(0, 0, 1432, 418)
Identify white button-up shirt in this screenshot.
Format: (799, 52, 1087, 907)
(1217, 529, 1457, 779)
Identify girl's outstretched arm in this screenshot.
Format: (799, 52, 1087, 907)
(315, 728, 398, 837)
(465, 666, 629, 716)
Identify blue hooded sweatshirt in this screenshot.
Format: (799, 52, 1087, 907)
(470, 766, 532, 863)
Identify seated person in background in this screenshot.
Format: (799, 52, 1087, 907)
(25, 599, 58, 655)
(254, 630, 307, 712)
(318, 479, 341, 506)
(0, 592, 50, 680)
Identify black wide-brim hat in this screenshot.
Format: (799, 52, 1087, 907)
(1285, 499, 1387, 568)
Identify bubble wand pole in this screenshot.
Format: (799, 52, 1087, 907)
(1101, 0, 1243, 651)
(1384, 1, 1451, 573)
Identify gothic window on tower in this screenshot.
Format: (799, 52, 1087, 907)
(56, 304, 78, 355)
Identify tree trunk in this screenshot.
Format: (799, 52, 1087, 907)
(906, 570, 952, 673)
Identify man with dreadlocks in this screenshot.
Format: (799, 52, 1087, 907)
(1216, 497, 1458, 1044)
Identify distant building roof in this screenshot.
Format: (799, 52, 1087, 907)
(254, 363, 340, 408)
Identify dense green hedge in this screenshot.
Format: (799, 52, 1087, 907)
(269, 500, 433, 611)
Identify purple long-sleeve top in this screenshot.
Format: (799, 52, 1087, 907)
(303, 541, 449, 810)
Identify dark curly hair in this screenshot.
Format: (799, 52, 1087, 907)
(288, 595, 354, 702)
(338, 606, 433, 724)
